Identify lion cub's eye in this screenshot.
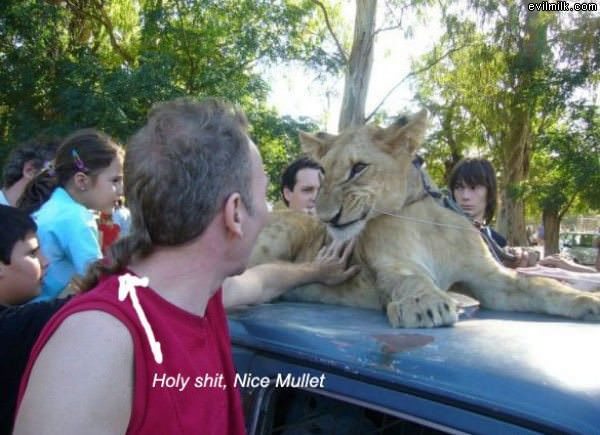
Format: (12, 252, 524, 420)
(348, 162, 369, 180)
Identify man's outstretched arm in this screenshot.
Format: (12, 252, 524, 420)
(223, 239, 359, 309)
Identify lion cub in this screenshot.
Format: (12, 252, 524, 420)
(250, 111, 600, 328)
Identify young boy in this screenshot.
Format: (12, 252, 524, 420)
(0, 205, 48, 305)
(0, 205, 69, 434)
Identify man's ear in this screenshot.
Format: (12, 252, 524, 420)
(223, 193, 243, 239)
(22, 160, 38, 180)
(0, 261, 7, 279)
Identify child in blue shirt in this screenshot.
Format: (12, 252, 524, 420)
(26, 129, 124, 300)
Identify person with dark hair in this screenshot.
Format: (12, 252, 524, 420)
(26, 129, 124, 301)
(0, 137, 60, 207)
(448, 158, 534, 268)
(0, 206, 47, 305)
(14, 98, 358, 434)
(0, 205, 70, 435)
(448, 158, 505, 246)
(449, 161, 599, 286)
(280, 156, 324, 215)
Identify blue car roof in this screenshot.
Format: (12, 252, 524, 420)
(228, 302, 600, 433)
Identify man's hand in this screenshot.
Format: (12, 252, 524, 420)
(539, 254, 596, 273)
(223, 238, 360, 309)
(539, 254, 571, 268)
(502, 247, 538, 268)
(312, 238, 360, 286)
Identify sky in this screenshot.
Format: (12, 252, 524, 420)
(263, 1, 444, 132)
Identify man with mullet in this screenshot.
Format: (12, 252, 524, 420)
(14, 98, 357, 434)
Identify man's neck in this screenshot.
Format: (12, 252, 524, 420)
(128, 241, 229, 317)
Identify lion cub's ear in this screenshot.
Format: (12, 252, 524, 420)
(299, 131, 336, 160)
(379, 109, 428, 155)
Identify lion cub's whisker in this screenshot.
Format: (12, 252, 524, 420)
(373, 208, 479, 232)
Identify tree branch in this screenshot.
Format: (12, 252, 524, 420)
(558, 192, 578, 220)
(64, 0, 134, 64)
(94, 4, 134, 64)
(173, 0, 199, 93)
(365, 43, 470, 122)
(373, 23, 402, 36)
(373, 1, 405, 37)
(310, 0, 348, 64)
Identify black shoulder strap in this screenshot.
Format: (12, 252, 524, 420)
(412, 157, 442, 200)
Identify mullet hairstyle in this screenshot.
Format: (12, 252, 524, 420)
(448, 157, 498, 223)
(77, 97, 253, 292)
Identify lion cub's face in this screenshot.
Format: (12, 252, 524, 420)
(299, 111, 428, 241)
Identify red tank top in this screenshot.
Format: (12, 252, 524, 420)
(17, 272, 246, 435)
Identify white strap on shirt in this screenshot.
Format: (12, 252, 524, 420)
(118, 274, 163, 364)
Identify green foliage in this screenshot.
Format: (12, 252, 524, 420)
(0, 0, 330, 174)
(527, 105, 600, 215)
(415, 1, 600, 222)
(248, 106, 318, 200)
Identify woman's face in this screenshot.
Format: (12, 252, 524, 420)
(453, 181, 488, 223)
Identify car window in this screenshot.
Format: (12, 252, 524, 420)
(560, 233, 596, 247)
(576, 234, 595, 247)
(254, 387, 451, 435)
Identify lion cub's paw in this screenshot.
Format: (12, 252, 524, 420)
(569, 293, 600, 321)
(386, 293, 459, 328)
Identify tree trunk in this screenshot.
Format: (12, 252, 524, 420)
(542, 208, 561, 256)
(496, 4, 547, 246)
(497, 112, 529, 246)
(442, 102, 463, 183)
(338, 0, 377, 131)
